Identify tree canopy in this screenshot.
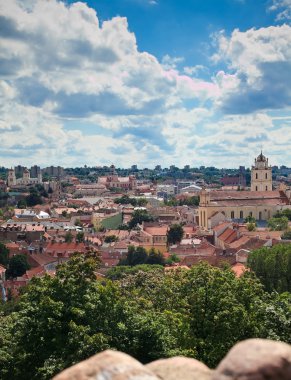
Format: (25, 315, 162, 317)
(267, 216, 288, 231)
(128, 209, 155, 229)
(167, 224, 184, 245)
(0, 242, 9, 267)
(164, 196, 199, 207)
(114, 195, 147, 207)
(6, 255, 30, 278)
(118, 246, 165, 266)
(247, 244, 291, 293)
(0, 256, 290, 379)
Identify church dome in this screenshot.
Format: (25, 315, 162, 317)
(256, 151, 266, 162)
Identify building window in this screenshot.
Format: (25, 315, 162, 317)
(265, 173, 267, 179)
(231, 211, 235, 219)
(256, 173, 258, 179)
(266, 186, 268, 191)
(240, 211, 243, 219)
(249, 212, 253, 217)
(256, 186, 258, 191)
(259, 211, 262, 220)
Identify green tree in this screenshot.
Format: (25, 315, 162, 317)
(167, 224, 184, 245)
(267, 216, 288, 231)
(183, 264, 270, 366)
(1, 257, 291, 379)
(165, 253, 180, 265)
(25, 188, 43, 206)
(128, 210, 154, 229)
(104, 235, 119, 243)
(273, 209, 291, 221)
(74, 218, 82, 227)
(0, 242, 9, 266)
(245, 215, 256, 224)
(248, 244, 291, 292)
(281, 229, 291, 240)
(6, 255, 30, 278)
(76, 231, 84, 243)
(247, 222, 256, 231)
(64, 231, 73, 243)
(146, 248, 165, 265)
(17, 199, 27, 209)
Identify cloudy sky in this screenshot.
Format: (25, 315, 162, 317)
(0, 0, 291, 168)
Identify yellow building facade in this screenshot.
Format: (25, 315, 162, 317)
(198, 153, 291, 229)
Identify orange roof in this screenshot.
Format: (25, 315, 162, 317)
(229, 236, 250, 249)
(231, 263, 247, 277)
(212, 222, 232, 232)
(5, 242, 20, 249)
(143, 226, 168, 236)
(24, 266, 46, 279)
(219, 228, 236, 243)
(29, 253, 58, 266)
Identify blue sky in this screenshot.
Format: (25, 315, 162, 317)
(0, 0, 291, 168)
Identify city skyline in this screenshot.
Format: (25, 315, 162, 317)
(0, 0, 291, 168)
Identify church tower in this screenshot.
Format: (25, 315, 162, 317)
(23, 168, 30, 185)
(199, 188, 211, 228)
(251, 151, 272, 192)
(7, 168, 16, 187)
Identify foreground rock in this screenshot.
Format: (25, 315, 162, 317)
(53, 350, 159, 380)
(147, 356, 212, 380)
(53, 339, 291, 380)
(213, 339, 291, 380)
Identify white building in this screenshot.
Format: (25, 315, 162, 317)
(7, 168, 42, 187)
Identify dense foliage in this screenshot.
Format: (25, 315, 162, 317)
(118, 246, 165, 266)
(104, 235, 119, 243)
(22, 186, 47, 207)
(267, 216, 289, 231)
(167, 224, 184, 245)
(281, 229, 291, 240)
(0, 254, 290, 380)
(6, 254, 30, 278)
(273, 209, 291, 221)
(0, 242, 9, 266)
(164, 196, 199, 207)
(114, 195, 147, 207)
(248, 244, 291, 293)
(106, 264, 164, 280)
(127, 209, 155, 229)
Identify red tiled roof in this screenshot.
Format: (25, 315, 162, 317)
(212, 222, 232, 232)
(143, 226, 168, 236)
(5, 242, 20, 249)
(218, 228, 237, 243)
(232, 263, 247, 277)
(23, 266, 46, 279)
(29, 253, 58, 266)
(208, 190, 289, 207)
(229, 236, 251, 249)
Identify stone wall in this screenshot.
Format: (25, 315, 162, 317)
(53, 338, 291, 380)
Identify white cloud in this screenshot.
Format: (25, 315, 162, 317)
(0, 0, 290, 168)
(213, 25, 291, 114)
(269, 0, 291, 21)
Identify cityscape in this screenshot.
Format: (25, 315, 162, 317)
(0, 0, 291, 379)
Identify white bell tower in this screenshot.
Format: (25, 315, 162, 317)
(251, 151, 272, 192)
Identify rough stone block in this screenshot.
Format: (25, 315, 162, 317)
(146, 356, 213, 380)
(52, 349, 159, 380)
(213, 338, 291, 380)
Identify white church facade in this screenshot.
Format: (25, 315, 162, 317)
(7, 168, 42, 188)
(198, 152, 291, 229)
